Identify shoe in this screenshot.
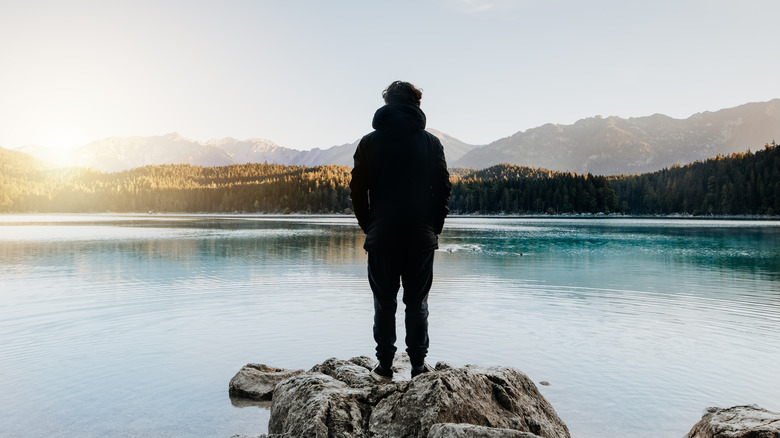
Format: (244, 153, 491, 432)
(411, 363, 434, 378)
(370, 365, 393, 383)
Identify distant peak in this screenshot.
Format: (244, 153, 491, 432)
(162, 132, 190, 141)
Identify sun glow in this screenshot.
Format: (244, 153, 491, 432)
(33, 116, 88, 147)
(41, 135, 79, 150)
(24, 118, 90, 166)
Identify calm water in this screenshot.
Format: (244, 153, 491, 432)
(1, 214, 778, 437)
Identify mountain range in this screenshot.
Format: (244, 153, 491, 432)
(12, 99, 780, 175)
(453, 98, 780, 174)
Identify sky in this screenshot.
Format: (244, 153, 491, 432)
(1, 0, 778, 151)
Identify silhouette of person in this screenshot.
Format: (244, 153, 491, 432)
(350, 81, 451, 382)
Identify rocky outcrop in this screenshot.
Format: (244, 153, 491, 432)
(231, 425, 542, 438)
(256, 355, 570, 438)
(427, 423, 543, 437)
(686, 405, 780, 438)
(228, 364, 304, 401)
(230, 358, 780, 438)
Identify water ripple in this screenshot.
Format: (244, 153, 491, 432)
(1, 215, 779, 438)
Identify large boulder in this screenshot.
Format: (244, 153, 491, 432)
(427, 423, 543, 437)
(228, 364, 304, 401)
(686, 405, 780, 438)
(264, 356, 570, 438)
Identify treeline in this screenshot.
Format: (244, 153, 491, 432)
(449, 165, 618, 214)
(449, 142, 779, 215)
(610, 143, 780, 215)
(0, 154, 353, 213)
(0, 142, 778, 215)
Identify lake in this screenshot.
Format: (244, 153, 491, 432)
(0, 214, 778, 437)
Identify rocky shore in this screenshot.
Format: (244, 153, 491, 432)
(229, 355, 780, 438)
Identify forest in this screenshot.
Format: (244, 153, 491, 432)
(1, 142, 778, 216)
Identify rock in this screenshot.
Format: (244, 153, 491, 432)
(428, 423, 543, 437)
(309, 356, 378, 387)
(309, 354, 413, 385)
(266, 356, 570, 438)
(229, 397, 272, 409)
(228, 364, 304, 401)
(268, 370, 368, 437)
(369, 363, 569, 438)
(686, 405, 780, 438)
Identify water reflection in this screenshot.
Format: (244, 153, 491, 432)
(0, 215, 778, 438)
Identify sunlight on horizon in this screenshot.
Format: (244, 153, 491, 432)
(18, 109, 93, 152)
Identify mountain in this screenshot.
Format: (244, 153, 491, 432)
(11, 99, 779, 174)
(205, 136, 301, 166)
(0, 145, 51, 176)
(0, 146, 52, 210)
(287, 130, 478, 166)
(290, 141, 358, 167)
(14, 130, 477, 172)
(453, 99, 780, 175)
(0, 145, 54, 185)
(427, 129, 478, 162)
(16, 133, 231, 171)
(81, 133, 237, 171)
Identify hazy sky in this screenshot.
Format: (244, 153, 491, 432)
(1, 0, 778, 151)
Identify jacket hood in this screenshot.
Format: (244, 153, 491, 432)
(372, 103, 426, 133)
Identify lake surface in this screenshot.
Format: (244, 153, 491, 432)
(1, 214, 778, 437)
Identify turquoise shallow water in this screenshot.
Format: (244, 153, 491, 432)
(1, 214, 778, 437)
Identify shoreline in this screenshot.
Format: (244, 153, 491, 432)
(1, 211, 779, 221)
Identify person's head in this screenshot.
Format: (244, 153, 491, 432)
(382, 81, 422, 107)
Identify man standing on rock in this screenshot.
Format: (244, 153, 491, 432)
(350, 81, 452, 383)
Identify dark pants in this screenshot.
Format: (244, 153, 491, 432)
(368, 249, 434, 369)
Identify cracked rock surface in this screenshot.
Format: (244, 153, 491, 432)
(428, 423, 544, 437)
(686, 405, 780, 438)
(266, 355, 570, 438)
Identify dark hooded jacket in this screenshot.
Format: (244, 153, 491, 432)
(350, 103, 451, 251)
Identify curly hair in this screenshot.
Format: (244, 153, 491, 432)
(382, 81, 423, 107)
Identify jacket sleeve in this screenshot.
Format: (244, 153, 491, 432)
(430, 136, 452, 235)
(350, 137, 371, 233)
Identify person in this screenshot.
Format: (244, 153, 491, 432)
(349, 81, 452, 383)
